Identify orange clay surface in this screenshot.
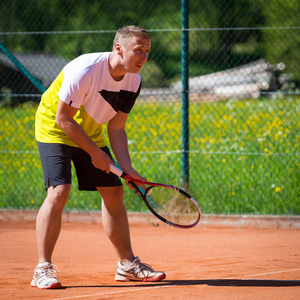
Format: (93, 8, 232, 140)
(0, 219, 300, 300)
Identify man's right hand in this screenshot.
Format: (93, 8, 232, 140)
(90, 148, 115, 173)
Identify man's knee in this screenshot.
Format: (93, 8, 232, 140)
(98, 185, 124, 202)
(46, 184, 71, 206)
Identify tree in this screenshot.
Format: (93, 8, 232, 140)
(213, 0, 264, 67)
(259, 0, 300, 82)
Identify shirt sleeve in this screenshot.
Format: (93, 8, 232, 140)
(58, 67, 91, 108)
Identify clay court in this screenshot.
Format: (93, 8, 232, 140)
(1, 211, 299, 300)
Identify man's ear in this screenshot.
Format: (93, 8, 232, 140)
(115, 43, 122, 55)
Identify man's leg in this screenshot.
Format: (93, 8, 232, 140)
(31, 184, 71, 289)
(36, 184, 71, 264)
(98, 186, 135, 265)
(98, 185, 166, 282)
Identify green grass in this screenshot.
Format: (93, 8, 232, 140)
(0, 97, 299, 215)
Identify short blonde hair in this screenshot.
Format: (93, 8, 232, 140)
(113, 25, 151, 47)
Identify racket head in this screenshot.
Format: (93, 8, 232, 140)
(130, 181, 201, 229)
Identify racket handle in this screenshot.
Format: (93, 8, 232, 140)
(109, 164, 125, 178)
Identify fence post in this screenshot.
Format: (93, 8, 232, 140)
(0, 41, 46, 94)
(181, 0, 189, 189)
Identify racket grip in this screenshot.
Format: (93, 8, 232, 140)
(109, 164, 125, 178)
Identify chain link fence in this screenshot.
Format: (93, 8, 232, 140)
(0, 0, 299, 214)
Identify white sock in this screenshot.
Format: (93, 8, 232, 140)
(121, 259, 135, 267)
(37, 262, 51, 268)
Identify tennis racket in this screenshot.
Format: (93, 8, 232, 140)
(109, 164, 201, 229)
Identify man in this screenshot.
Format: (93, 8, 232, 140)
(32, 25, 166, 289)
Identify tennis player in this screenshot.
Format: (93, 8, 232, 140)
(31, 25, 166, 289)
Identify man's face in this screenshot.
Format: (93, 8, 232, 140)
(119, 36, 151, 74)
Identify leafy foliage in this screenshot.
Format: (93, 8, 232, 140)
(1, 0, 298, 82)
(0, 97, 299, 214)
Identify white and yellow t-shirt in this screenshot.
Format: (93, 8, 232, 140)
(35, 52, 141, 147)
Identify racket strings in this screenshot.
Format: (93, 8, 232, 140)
(145, 186, 199, 226)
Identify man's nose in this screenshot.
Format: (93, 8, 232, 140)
(141, 52, 148, 61)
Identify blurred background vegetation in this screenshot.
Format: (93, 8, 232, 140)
(0, 0, 299, 87)
(0, 0, 299, 215)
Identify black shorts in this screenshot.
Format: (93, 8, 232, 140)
(37, 142, 122, 191)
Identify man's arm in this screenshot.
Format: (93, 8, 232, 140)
(55, 99, 113, 173)
(107, 111, 145, 181)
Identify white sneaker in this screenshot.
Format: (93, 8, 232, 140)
(31, 262, 61, 289)
(115, 257, 166, 282)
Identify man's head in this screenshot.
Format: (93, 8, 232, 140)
(113, 25, 151, 48)
(110, 25, 151, 77)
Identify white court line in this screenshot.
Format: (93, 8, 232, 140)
(51, 268, 300, 300)
(242, 268, 300, 278)
(220, 268, 300, 280)
(51, 285, 176, 300)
